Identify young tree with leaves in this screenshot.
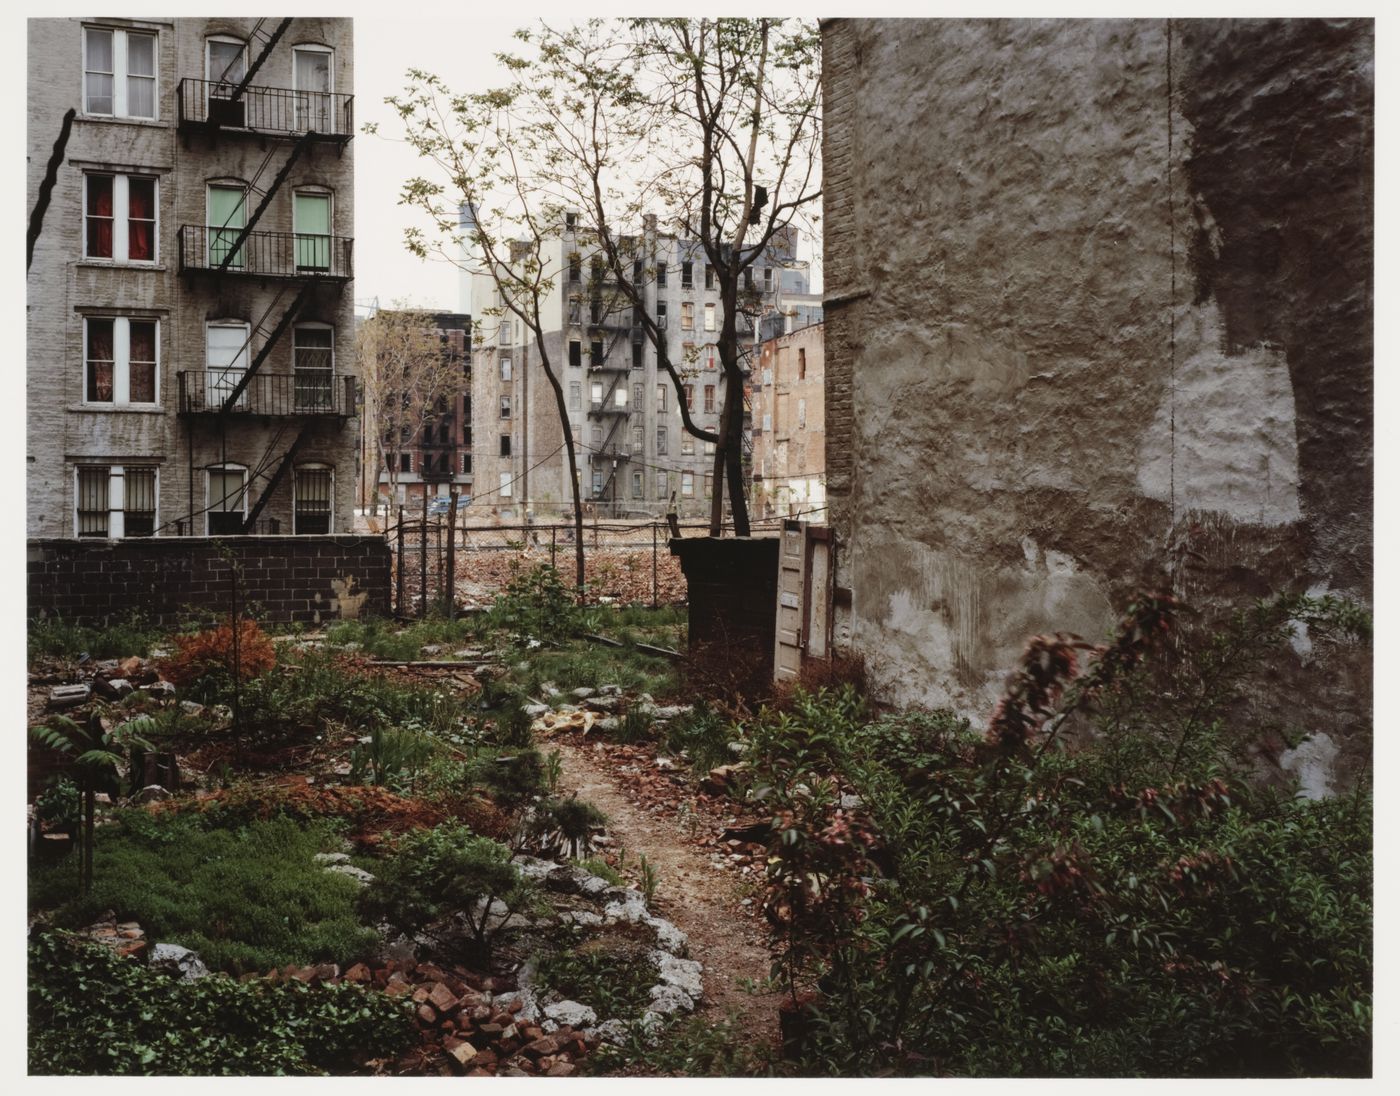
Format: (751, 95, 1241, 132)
(386, 17, 821, 537)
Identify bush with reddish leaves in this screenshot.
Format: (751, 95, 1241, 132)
(162, 619, 276, 687)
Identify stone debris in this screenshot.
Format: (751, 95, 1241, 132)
(326, 863, 376, 886)
(148, 942, 210, 982)
(48, 684, 91, 709)
(79, 912, 147, 960)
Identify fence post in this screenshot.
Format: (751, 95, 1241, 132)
(435, 510, 444, 612)
(445, 492, 457, 620)
(395, 506, 405, 618)
(419, 508, 428, 619)
(652, 521, 659, 609)
(550, 525, 557, 569)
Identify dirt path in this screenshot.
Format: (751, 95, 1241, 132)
(549, 736, 778, 1028)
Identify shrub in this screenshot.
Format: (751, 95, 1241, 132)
(29, 931, 414, 1075)
(28, 812, 379, 974)
(162, 619, 276, 687)
(535, 928, 655, 1021)
(466, 748, 547, 805)
(360, 824, 530, 961)
(529, 797, 607, 858)
(490, 565, 579, 641)
(663, 704, 737, 775)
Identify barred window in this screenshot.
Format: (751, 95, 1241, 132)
(76, 467, 109, 536)
(294, 466, 332, 534)
(124, 467, 156, 536)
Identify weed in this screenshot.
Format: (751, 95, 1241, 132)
(529, 797, 607, 858)
(616, 706, 654, 744)
(577, 857, 624, 886)
(663, 705, 735, 775)
(162, 619, 276, 687)
(584, 1009, 775, 1077)
(348, 725, 443, 792)
(28, 613, 169, 663)
(534, 929, 655, 1020)
(638, 853, 658, 907)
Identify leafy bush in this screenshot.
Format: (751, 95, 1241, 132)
(529, 797, 607, 858)
(465, 747, 548, 805)
(34, 776, 81, 833)
(361, 824, 530, 961)
(29, 931, 414, 1075)
(28, 812, 378, 974)
(663, 704, 738, 774)
(753, 595, 1372, 1077)
(535, 929, 655, 1020)
(162, 619, 276, 687)
(490, 565, 579, 642)
(348, 725, 443, 791)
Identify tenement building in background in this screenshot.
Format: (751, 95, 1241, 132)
(820, 19, 1372, 788)
(462, 208, 811, 521)
(751, 321, 825, 518)
(27, 17, 357, 538)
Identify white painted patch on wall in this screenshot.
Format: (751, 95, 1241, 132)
(1137, 301, 1301, 525)
(1279, 732, 1339, 800)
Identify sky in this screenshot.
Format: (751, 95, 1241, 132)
(352, 8, 825, 315)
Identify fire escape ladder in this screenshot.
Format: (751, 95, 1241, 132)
(220, 281, 313, 412)
(227, 18, 293, 104)
(215, 130, 314, 274)
(241, 420, 312, 533)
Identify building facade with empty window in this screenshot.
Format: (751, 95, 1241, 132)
(27, 17, 357, 539)
(462, 208, 811, 520)
(750, 321, 825, 519)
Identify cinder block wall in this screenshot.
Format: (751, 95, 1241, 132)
(27, 536, 391, 625)
(821, 19, 1371, 781)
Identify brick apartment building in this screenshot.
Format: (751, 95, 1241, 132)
(751, 321, 825, 518)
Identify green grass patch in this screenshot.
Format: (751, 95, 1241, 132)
(535, 929, 656, 1020)
(29, 931, 414, 1075)
(29, 613, 170, 663)
(515, 642, 679, 700)
(29, 812, 379, 975)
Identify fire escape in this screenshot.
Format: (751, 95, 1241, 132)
(586, 290, 634, 516)
(173, 21, 355, 534)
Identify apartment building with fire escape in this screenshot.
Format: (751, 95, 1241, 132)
(462, 208, 809, 520)
(27, 17, 356, 538)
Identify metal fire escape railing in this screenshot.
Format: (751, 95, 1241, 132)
(227, 18, 292, 105)
(213, 130, 315, 275)
(241, 420, 313, 533)
(218, 281, 314, 413)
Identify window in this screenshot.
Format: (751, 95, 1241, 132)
(744, 268, 754, 290)
(84, 26, 156, 119)
(85, 316, 157, 405)
(499, 471, 513, 498)
(656, 262, 667, 288)
(798, 347, 807, 379)
(293, 324, 333, 410)
(294, 191, 332, 271)
(570, 257, 580, 282)
(568, 297, 582, 325)
(681, 471, 695, 497)
(798, 397, 807, 430)
(461, 453, 472, 475)
(500, 395, 511, 418)
(400, 452, 412, 472)
(681, 433, 694, 456)
(704, 385, 716, 413)
(632, 341, 643, 369)
(207, 36, 246, 87)
(764, 267, 774, 291)
(294, 465, 332, 534)
(633, 258, 644, 282)
(293, 45, 333, 131)
(632, 471, 644, 498)
(565, 212, 577, 231)
(500, 358, 512, 382)
(705, 265, 715, 290)
(656, 301, 668, 328)
(656, 384, 667, 412)
(658, 471, 670, 500)
(704, 440, 716, 457)
(614, 386, 628, 409)
(681, 302, 694, 330)
(500, 434, 511, 457)
(76, 465, 156, 537)
(681, 261, 693, 288)
(591, 340, 604, 367)
(633, 383, 644, 409)
(704, 303, 716, 331)
(204, 321, 248, 409)
(684, 384, 695, 411)
(591, 424, 603, 446)
(706, 349, 717, 371)
(632, 424, 644, 451)
(207, 184, 247, 268)
(569, 341, 582, 368)
(85, 173, 156, 262)
(590, 298, 602, 324)
(656, 425, 668, 455)
(499, 320, 511, 346)
(704, 473, 713, 498)
(207, 466, 246, 535)
(569, 382, 581, 411)
(591, 380, 603, 406)
(591, 469, 604, 497)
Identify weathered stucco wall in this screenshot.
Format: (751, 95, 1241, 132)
(822, 19, 1372, 770)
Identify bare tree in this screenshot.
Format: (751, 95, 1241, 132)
(358, 306, 464, 518)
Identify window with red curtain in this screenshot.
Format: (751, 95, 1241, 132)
(86, 319, 115, 402)
(86, 175, 114, 258)
(128, 320, 156, 402)
(127, 178, 155, 261)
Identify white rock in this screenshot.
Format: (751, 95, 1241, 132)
(313, 852, 350, 866)
(326, 863, 375, 886)
(650, 951, 703, 999)
(647, 984, 695, 1015)
(571, 687, 596, 700)
(149, 943, 209, 981)
(643, 913, 688, 954)
(544, 1000, 598, 1028)
(597, 684, 624, 697)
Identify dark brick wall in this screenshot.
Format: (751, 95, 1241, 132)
(671, 536, 780, 695)
(27, 536, 391, 625)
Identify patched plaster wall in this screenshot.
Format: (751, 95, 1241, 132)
(821, 19, 1371, 769)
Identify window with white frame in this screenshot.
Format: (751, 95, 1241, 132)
(293, 324, 333, 410)
(206, 36, 246, 86)
(704, 384, 716, 413)
(681, 471, 694, 497)
(657, 471, 670, 500)
(633, 383, 644, 409)
(656, 425, 668, 455)
(499, 471, 513, 498)
(656, 384, 667, 412)
(631, 424, 644, 451)
(294, 464, 332, 534)
(500, 395, 511, 418)
(293, 190, 332, 271)
(591, 424, 603, 446)
(614, 385, 628, 409)
(292, 45, 333, 131)
(632, 471, 643, 498)
(84, 26, 156, 119)
(85, 316, 158, 405)
(704, 303, 716, 331)
(569, 382, 581, 410)
(85, 173, 156, 263)
(590, 380, 603, 406)
(500, 358, 512, 382)
(681, 302, 694, 330)
(207, 466, 246, 535)
(681, 433, 694, 456)
(207, 184, 247, 269)
(75, 465, 156, 537)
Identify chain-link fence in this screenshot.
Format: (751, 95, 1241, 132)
(384, 507, 827, 617)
